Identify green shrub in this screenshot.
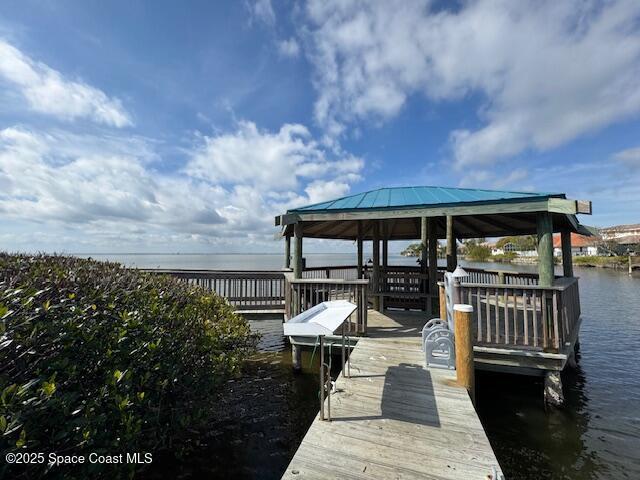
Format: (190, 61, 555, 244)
(465, 243, 492, 262)
(490, 252, 517, 262)
(573, 255, 628, 267)
(0, 254, 257, 479)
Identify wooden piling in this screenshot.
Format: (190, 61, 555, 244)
(439, 284, 447, 321)
(454, 304, 475, 402)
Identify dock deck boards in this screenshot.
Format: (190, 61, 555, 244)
(282, 310, 503, 479)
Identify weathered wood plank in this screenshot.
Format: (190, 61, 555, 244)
(282, 311, 502, 479)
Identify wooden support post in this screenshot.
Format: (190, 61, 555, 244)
(439, 284, 447, 321)
(382, 238, 388, 269)
(428, 218, 438, 315)
(292, 344, 302, 372)
(292, 224, 304, 372)
(357, 221, 364, 279)
(293, 223, 303, 279)
(382, 235, 388, 302)
(544, 371, 564, 407)
(537, 212, 554, 287)
(420, 217, 428, 311)
(561, 230, 573, 278)
(446, 215, 457, 272)
(319, 336, 325, 420)
(284, 235, 291, 269)
(421, 217, 428, 273)
(454, 304, 475, 402)
(372, 221, 380, 312)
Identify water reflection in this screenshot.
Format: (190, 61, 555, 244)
(475, 265, 640, 479)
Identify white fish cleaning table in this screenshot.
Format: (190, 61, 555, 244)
(283, 300, 357, 421)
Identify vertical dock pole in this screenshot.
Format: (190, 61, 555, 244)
(292, 224, 303, 372)
(319, 335, 325, 420)
(292, 344, 302, 372)
(454, 304, 475, 402)
(439, 284, 446, 321)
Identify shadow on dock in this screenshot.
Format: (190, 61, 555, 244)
(333, 362, 441, 428)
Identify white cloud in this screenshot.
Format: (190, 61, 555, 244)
(0, 121, 363, 250)
(186, 120, 363, 190)
(303, 0, 640, 167)
(247, 0, 276, 27)
(278, 37, 301, 57)
(614, 146, 640, 168)
(0, 40, 132, 127)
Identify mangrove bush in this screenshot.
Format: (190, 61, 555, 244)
(0, 254, 257, 479)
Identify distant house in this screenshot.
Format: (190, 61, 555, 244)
(599, 224, 640, 246)
(502, 242, 517, 253)
(553, 233, 598, 257)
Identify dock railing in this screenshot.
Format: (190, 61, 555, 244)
(144, 266, 581, 351)
(284, 272, 369, 334)
(142, 269, 285, 312)
(459, 276, 580, 353)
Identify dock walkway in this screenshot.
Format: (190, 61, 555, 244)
(282, 310, 503, 479)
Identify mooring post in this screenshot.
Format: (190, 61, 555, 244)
(454, 304, 475, 402)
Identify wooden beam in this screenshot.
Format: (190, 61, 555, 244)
(285, 199, 553, 224)
(548, 198, 579, 215)
(293, 223, 303, 279)
(576, 200, 592, 215)
(537, 212, 554, 287)
(279, 197, 588, 226)
(561, 230, 574, 278)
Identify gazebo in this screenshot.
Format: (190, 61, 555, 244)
(276, 186, 591, 386)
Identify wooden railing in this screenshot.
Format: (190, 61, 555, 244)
(284, 272, 369, 334)
(302, 265, 359, 280)
(144, 269, 285, 311)
(463, 267, 541, 286)
(459, 277, 580, 353)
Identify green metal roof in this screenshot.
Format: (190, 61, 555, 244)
(289, 186, 563, 213)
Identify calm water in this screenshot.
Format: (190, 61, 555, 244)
(85, 253, 640, 479)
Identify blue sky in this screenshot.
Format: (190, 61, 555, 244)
(0, 0, 639, 253)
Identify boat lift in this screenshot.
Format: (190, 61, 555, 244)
(283, 300, 357, 421)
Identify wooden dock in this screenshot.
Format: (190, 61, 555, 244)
(282, 310, 503, 479)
